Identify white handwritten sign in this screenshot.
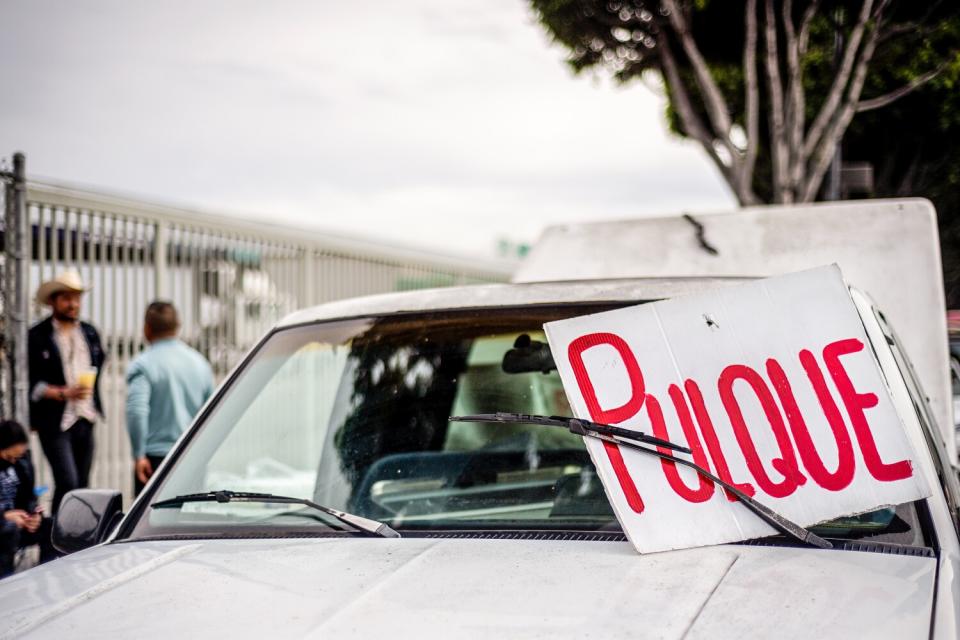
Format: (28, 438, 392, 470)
(544, 265, 930, 553)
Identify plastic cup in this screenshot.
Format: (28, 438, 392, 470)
(77, 367, 97, 390)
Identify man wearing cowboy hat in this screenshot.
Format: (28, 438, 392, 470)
(28, 269, 105, 514)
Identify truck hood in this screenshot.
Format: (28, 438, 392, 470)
(0, 538, 935, 639)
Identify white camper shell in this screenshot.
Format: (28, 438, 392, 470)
(516, 199, 953, 462)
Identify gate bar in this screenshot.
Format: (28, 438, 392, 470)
(4, 153, 29, 427)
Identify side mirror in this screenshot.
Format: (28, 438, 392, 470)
(52, 489, 124, 555)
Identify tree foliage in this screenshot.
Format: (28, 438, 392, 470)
(530, 0, 960, 205)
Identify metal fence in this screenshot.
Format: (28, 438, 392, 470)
(1, 158, 512, 506)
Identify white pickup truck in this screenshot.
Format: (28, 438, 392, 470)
(0, 200, 957, 639)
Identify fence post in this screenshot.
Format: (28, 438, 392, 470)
(154, 223, 168, 300)
(302, 249, 316, 308)
(4, 153, 29, 426)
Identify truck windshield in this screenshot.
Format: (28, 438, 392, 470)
(129, 305, 925, 546)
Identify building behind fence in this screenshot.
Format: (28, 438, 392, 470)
(2, 156, 513, 505)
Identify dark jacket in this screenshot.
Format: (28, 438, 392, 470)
(0, 453, 39, 516)
(28, 317, 106, 433)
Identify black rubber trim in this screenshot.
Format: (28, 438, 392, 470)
(738, 537, 935, 558)
(409, 531, 937, 556)
(406, 530, 629, 542)
(115, 529, 937, 556)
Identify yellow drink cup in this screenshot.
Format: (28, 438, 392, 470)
(77, 367, 97, 390)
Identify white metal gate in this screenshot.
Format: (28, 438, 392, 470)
(14, 180, 512, 506)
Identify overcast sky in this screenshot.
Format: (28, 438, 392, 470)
(0, 0, 735, 258)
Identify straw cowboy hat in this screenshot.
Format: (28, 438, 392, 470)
(35, 269, 91, 306)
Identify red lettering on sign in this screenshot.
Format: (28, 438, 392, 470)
(823, 339, 912, 482)
(568, 332, 646, 513)
(684, 379, 754, 501)
(767, 355, 855, 491)
(718, 364, 807, 498)
(647, 387, 715, 503)
(565, 331, 914, 515)
(568, 332, 646, 424)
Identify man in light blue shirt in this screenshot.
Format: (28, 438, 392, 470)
(126, 302, 214, 494)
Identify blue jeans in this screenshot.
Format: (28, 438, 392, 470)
(38, 419, 94, 514)
(0, 517, 56, 578)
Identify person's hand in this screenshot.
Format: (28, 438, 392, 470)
(65, 385, 92, 401)
(3, 510, 29, 529)
(23, 513, 41, 533)
(135, 457, 154, 485)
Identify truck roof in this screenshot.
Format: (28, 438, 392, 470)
(279, 276, 748, 327)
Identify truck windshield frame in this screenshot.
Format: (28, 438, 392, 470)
(119, 304, 929, 548)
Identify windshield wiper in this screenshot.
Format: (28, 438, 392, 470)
(452, 412, 693, 454)
(151, 490, 401, 538)
(450, 412, 831, 550)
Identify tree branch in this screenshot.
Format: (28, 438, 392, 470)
(801, 4, 886, 202)
(801, 0, 876, 162)
(856, 64, 945, 112)
(741, 0, 760, 199)
(658, 31, 757, 205)
(782, 0, 807, 195)
(877, 21, 920, 42)
(658, 34, 714, 149)
(798, 0, 820, 55)
(763, 0, 790, 202)
(661, 0, 736, 146)
(878, 0, 945, 43)
(658, 37, 709, 140)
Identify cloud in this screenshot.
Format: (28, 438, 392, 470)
(0, 0, 735, 257)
